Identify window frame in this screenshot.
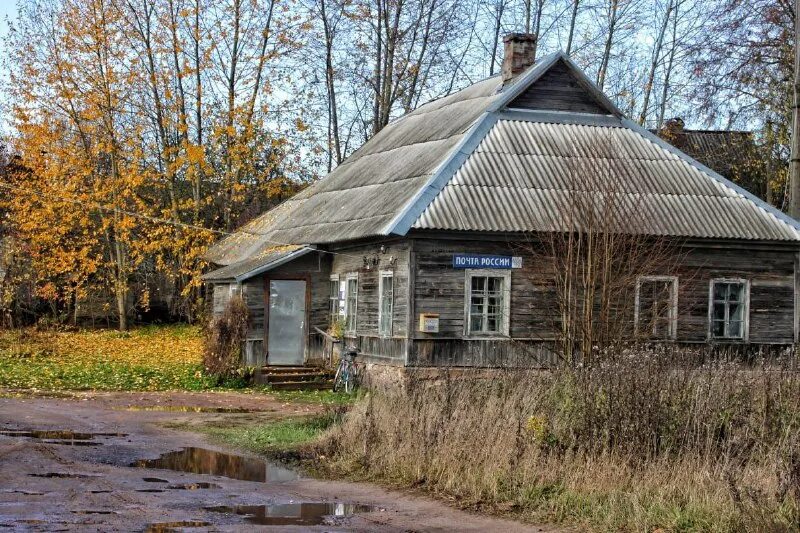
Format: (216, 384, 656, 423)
(378, 270, 394, 337)
(707, 278, 750, 342)
(634, 275, 678, 341)
(228, 283, 241, 298)
(328, 274, 340, 324)
(344, 272, 359, 335)
(463, 269, 511, 338)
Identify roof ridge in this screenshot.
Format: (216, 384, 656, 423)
(385, 52, 627, 237)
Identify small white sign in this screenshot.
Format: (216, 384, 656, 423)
(419, 313, 440, 333)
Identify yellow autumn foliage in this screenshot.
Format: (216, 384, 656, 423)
(0, 325, 213, 391)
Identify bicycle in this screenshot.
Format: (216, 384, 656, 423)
(333, 345, 359, 393)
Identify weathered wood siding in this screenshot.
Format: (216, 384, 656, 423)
(413, 239, 557, 341)
(675, 244, 796, 343)
(408, 236, 798, 367)
(241, 280, 266, 366)
(509, 60, 609, 115)
(211, 283, 232, 315)
(328, 240, 411, 365)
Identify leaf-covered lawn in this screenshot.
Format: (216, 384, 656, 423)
(0, 325, 216, 391)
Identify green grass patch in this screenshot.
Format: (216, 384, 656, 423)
(261, 388, 360, 406)
(201, 415, 336, 454)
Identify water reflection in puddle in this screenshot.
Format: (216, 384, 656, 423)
(117, 406, 256, 413)
(205, 502, 381, 526)
(144, 520, 210, 532)
(31, 472, 102, 479)
(1, 429, 127, 449)
(131, 447, 299, 483)
(167, 482, 220, 490)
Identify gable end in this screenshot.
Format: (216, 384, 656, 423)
(508, 59, 611, 115)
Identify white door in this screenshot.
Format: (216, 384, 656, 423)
(267, 280, 307, 365)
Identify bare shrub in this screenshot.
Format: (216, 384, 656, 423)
(319, 349, 800, 530)
(524, 131, 689, 365)
(203, 296, 249, 380)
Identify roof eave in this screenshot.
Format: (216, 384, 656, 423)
(233, 246, 316, 282)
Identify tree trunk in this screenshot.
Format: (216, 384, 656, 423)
(791, 0, 800, 218)
(638, 1, 673, 126)
(320, 0, 342, 168)
(489, 1, 505, 75)
(597, 0, 619, 91)
(566, 0, 579, 56)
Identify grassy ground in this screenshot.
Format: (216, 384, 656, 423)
(315, 361, 800, 532)
(0, 324, 359, 398)
(200, 415, 338, 455)
(0, 325, 213, 391)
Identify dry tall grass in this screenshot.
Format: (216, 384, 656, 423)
(202, 296, 249, 379)
(319, 348, 800, 531)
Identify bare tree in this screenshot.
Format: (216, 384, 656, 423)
(565, 0, 580, 55)
(791, 0, 800, 217)
(534, 133, 683, 364)
(638, 0, 674, 126)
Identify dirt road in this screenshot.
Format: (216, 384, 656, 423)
(0, 392, 550, 532)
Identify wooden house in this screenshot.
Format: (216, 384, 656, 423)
(203, 34, 800, 371)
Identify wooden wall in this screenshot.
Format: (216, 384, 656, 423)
(327, 240, 411, 365)
(211, 235, 797, 369)
(675, 244, 796, 343)
(509, 59, 610, 115)
(407, 235, 798, 367)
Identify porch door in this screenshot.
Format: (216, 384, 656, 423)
(267, 280, 307, 366)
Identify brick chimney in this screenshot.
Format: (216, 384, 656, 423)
(502, 33, 537, 84)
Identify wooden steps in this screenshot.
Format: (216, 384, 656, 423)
(255, 365, 334, 391)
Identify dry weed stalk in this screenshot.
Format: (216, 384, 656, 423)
(321, 350, 800, 530)
(202, 295, 249, 379)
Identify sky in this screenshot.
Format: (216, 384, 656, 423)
(0, 0, 16, 133)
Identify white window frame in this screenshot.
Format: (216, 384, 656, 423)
(229, 283, 241, 298)
(328, 274, 340, 324)
(634, 276, 678, 341)
(463, 269, 511, 338)
(378, 270, 394, 337)
(708, 278, 750, 342)
(344, 272, 359, 335)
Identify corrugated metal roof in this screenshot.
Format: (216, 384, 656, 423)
(202, 245, 311, 282)
(205, 52, 800, 276)
(414, 119, 799, 241)
(205, 76, 504, 266)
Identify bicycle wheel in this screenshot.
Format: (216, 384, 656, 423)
(343, 369, 353, 394)
(333, 364, 345, 392)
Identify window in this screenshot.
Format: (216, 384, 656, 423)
(635, 276, 677, 340)
(328, 275, 340, 323)
(465, 270, 510, 336)
(345, 273, 358, 333)
(709, 279, 749, 340)
(378, 271, 394, 336)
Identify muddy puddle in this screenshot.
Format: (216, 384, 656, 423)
(145, 520, 211, 532)
(205, 502, 381, 526)
(31, 472, 102, 479)
(1, 429, 127, 447)
(132, 447, 299, 483)
(117, 406, 256, 413)
(167, 482, 221, 490)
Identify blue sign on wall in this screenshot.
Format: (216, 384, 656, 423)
(452, 254, 522, 269)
